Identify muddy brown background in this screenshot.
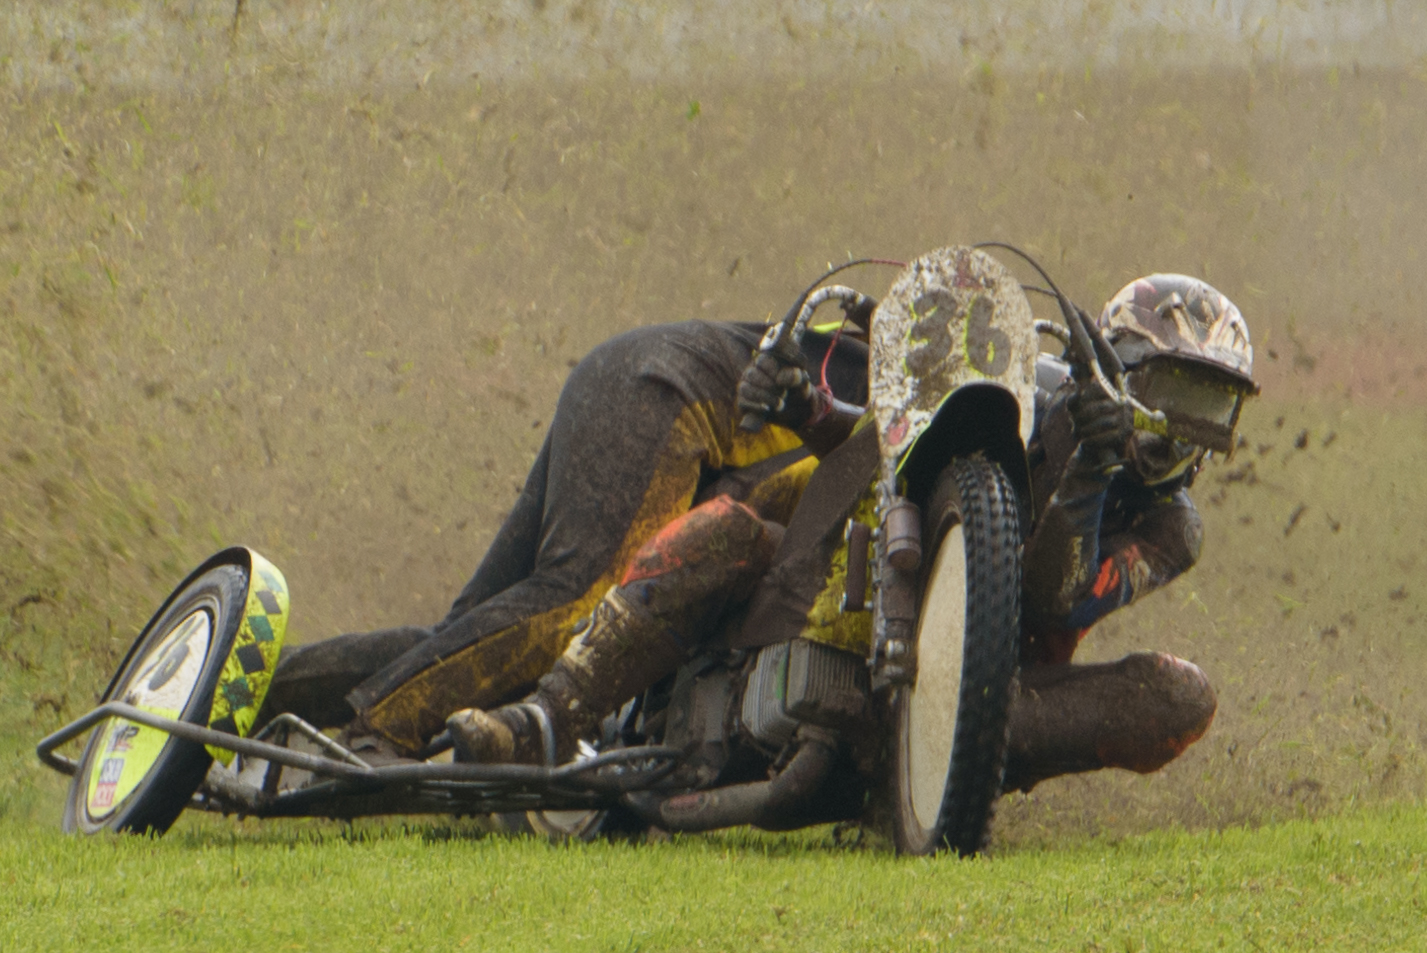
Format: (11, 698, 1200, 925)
(2, 1, 1425, 843)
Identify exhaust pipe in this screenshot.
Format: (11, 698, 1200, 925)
(624, 725, 836, 833)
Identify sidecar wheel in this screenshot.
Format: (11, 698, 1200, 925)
(63, 564, 249, 835)
(889, 456, 1020, 856)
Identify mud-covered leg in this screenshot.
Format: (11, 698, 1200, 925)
(1002, 651, 1217, 793)
(253, 626, 434, 731)
(448, 496, 781, 765)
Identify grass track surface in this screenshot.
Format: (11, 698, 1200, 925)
(3, 806, 1424, 951)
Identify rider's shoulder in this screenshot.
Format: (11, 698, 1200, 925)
(1035, 353, 1072, 396)
(1029, 354, 1074, 446)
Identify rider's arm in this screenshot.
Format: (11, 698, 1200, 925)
(1022, 459, 1202, 633)
(1021, 374, 1201, 645)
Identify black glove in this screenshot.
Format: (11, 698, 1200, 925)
(737, 350, 819, 430)
(1067, 382, 1132, 469)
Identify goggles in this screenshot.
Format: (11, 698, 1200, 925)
(1123, 355, 1256, 454)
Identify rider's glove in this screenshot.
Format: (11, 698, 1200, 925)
(737, 350, 824, 430)
(1067, 382, 1132, 470)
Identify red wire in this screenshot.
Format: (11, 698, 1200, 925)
(809, 257, 904, 411)
(817, 318, 847, 402)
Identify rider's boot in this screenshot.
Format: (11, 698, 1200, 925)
(447, 585, 687, 765)
(1002, 651, 1216, 793)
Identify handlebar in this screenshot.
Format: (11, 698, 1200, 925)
(739, 284, 879, 432)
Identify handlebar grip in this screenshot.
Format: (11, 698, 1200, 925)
(739, 411, 767, 434)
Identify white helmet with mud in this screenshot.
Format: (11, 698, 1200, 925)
(1097, 274, 1260, 483)
(1097, 274, 1254, 382)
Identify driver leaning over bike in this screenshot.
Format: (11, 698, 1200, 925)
(259, 270, 1258, 796)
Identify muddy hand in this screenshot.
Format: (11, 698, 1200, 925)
(1068, 381, 1132, 470)
(737, 349, 819, 431)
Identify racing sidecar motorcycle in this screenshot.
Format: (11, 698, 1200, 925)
(38, 245, 1169, 855)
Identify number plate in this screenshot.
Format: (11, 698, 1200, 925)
(869, 246, 1038, 459)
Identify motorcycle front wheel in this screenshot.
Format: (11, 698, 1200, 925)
(62, 563, 249, 835)
(888, 456, 1021, 856)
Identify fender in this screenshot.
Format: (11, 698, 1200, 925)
(867, 246, 1039, 525)
(896, 382, 1033, 530)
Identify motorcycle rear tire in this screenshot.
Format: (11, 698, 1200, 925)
(495, 804, 646, 842)
(496, 809, 608, 840)
(888, 456, 1020, 856)
(63, 563, 249, 835)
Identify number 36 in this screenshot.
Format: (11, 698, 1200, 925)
(906, 291, 1012, 378)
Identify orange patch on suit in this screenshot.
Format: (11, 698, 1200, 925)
(620, 496, 764, 585)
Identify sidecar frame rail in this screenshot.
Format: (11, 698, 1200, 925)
(38, 702, 685, 818)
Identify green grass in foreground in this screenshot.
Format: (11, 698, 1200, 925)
(3, 805, 1424, 952)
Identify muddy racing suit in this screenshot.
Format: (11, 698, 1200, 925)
(262, 320, 867, 752)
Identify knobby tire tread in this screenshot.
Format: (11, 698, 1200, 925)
(929, 456, 1021, 856)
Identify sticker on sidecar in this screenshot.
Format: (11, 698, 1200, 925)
(87, 719, 173, 814)
(86, 608, 213, 820)
(205, 551, 289, 765)
(869, 246, 1038, 459)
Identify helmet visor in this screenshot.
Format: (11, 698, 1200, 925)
(1125, 356, 1253, 453)
(1131, 363, 1241, 425)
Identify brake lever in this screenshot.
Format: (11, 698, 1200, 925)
(1061, 298, 1099, 384)
(1064, 300, 1166, 428)
(1081, 305, 1124, 379)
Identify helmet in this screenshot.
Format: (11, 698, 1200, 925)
(1097, 275, 1260, 484)
(1097, 274, 1255, 383)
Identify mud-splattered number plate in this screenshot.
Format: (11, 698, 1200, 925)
(870, 246, 1038, 459)
(86, 609, 213, 820)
